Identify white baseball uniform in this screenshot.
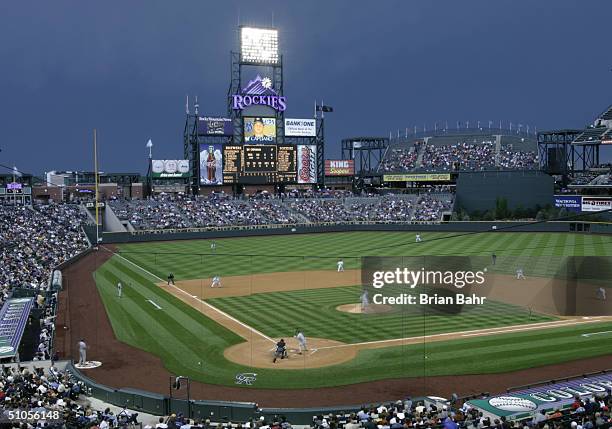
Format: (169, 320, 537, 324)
(415, 234, 422, 242)
(516, 268, 525, 280)
(337, 260, 344, 272)
(597, 287, 606, 301)
(211, 276, 221, 288)
(78, 340, 87, 365)
(361, 290, 369, 312)
(296, 332, 307, 353)
(117, 282, 122, 298)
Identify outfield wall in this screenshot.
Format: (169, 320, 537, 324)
(87, 221, 612, 244)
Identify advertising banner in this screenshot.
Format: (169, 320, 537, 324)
(244, 117, 276, 143)
(151, 160, 190, 179)
(197, 117, 233, 136)
(284, 118, 316, 137)
(0, 298, 34, 359)
(581, 196, 612, 212)
(553, 195, 582, 212)
(468, 373, 612, 419)
(297, 145, 317, 184)
(383, 173, 451, 182)
(199, 144, 224, 185)
(325, 160, 355, 176)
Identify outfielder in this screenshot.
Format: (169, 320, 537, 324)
(415, 234, 422, 242)
(78, 339, 87, 365)
(117, 282, 122, 298)
(211, 275, 221, 288)
(294, 329, 307, 354)
(337, 259, 344, 272)
(597, 287, 607, 301)
(211, 241, 217, 253)
(516, 268, 525, 280)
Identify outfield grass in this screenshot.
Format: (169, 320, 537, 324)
(116, 231, 612, 280)
(89, 232, 612, 388)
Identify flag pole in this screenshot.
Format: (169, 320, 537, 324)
(94, 129, 100, 246)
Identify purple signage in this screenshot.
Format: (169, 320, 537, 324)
(232, 75, 286, 112)
(197, 117, 234, 136)
(6, 182, 22, 190)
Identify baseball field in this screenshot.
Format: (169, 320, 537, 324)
(91, 231, 612, 390)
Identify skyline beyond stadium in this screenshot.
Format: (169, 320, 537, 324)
(0, 0, 611, 174)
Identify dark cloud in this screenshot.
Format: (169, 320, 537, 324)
(1, 0, 610, 174)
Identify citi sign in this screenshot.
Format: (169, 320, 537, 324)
(232, 75, 287, 112)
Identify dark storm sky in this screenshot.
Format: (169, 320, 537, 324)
(1, 0, 611, 175)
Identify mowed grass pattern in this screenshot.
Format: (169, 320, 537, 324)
(116, 231, 612, 281)
(86, 232, 612, 388)
(207, 286, 555, 343)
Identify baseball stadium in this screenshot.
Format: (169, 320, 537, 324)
(2, 8, 612, 429)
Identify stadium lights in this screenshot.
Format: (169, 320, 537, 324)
(240, 27, 279, 65)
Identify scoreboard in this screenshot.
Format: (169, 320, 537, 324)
(222, 145, 297, 184)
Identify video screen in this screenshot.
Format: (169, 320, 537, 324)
(243, 117, 276, 143)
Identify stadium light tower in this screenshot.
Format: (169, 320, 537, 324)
(240, 26, 279, 65)
(146, 139, 153, 159)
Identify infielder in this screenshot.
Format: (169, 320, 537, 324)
(211, 275, 221, 288)
(117, 282, 122, 298)
(516, 268, 525, 280)
(78, 339, 87, 365)
(337, 259, 344, 272)
(294, 329, 307, 354)
(415, 234, 422, 242)
(360, 289, 370, 313)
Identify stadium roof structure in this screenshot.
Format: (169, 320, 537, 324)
(572, 126, 609, 145)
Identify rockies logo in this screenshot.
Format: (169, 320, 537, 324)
(235, 372, 257, 385)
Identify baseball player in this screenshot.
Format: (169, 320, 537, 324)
(415, 234, 422, 242)
(361, 289, 370, 313)
(167, 272, 175, 286)
(78, 339, 87, 365)
(294, 329, 307, 354)
(211, 275, 221, 288)
(337, 259, 344, 272)
(491, 253, 497, 266)
(597, 287, 607, 301)
(516, 267, 525, 280)
(211, 241, 217, 253)
(272, 339, 287, 363)
(117, 282, 122, 298)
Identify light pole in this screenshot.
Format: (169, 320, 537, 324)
(146, 140, 153, 197)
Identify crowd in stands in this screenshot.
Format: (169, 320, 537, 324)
(411, 194, 454, 222)
(111, 193, 455, 229)
(420, 142, 496, 171)
(498, 145, 538, 169)
(312, 391, 612, 429)
(0, 205, 88, 299)
(378, 140, 539, 172)
(379, 148, 419, 172)
(0, 204, 89, 364)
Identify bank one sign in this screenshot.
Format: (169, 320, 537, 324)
(232, 75, 287, 112)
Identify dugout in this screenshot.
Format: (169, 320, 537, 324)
(455, 170, 553, 212)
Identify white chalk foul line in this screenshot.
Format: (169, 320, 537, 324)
(147, 299, 162, 310)
(103, 247, 275, 344)
(581, 330, 612, 338)
(315, 317, 608, 350)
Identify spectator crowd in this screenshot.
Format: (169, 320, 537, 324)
(111, 193, 455, 230)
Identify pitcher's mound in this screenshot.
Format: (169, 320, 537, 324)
(224, 337, 356, 369)
(336, 303, 394, 314)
